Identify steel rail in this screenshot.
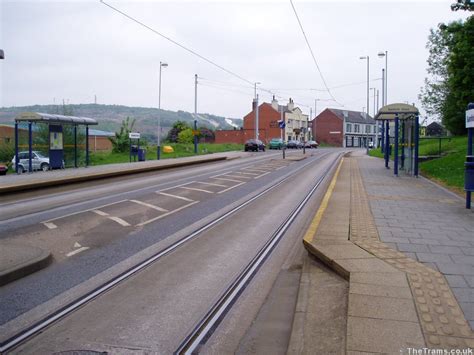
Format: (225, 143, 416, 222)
(0, 151, 336, 353)
(175, 153, 342, 354)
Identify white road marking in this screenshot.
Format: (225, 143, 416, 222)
(107, 216, 131, 227)
(160, 181, 197, 191)
(217, 182, 246, 194)
(157, 192, 195, 202)
(223, 174, 251, 179)
(179, 186, 214, 194)
(210, 176, 245, 183)
(197, 181, 228, 188)
(93, 210, 109, 216)
(239, 172, 260, 176)
(254, 172, 271, 179)
(130, 199, 168, 212)
(66, 246, 89, 257)
(42, 199, 128, 223)
(242, 167, 271, 173)
(74, 242, 82, 248)
(137, 201, 200, 226)
(43, 222, 57, 229)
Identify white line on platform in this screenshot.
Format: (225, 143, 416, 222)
(197, 181, 228, 188)
(108, 216, 131, 227)
(66, 246, 90, 257)
(130, 199, 168, 212)
(217, 182, 246, 194)
(179, 186, 214, 194)
(137, 201, 199, 226)
(157, 192, 195, 202)
(43, 222, 57, 229)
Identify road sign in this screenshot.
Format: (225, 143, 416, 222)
(466, 109, 474, 129)
(129, 132, 141, 139)
(279, 120, 286, 129)
(192, 130, 200, 136)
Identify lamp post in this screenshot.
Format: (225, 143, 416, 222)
(0, 49, 4, 59)
(254, 82, 261, 141)
(360, 56, 370, 153)
(378, 51, 388, 105)
(157, 61, 168, 160)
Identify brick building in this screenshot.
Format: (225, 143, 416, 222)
(313, 108, 376, 147)
(216, 97, 309, 144)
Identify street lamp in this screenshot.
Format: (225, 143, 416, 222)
(254, 82, 261, 141)
(360, 56, 370, 153)
(378, 51, 388, 105)
(157, 61, 168, 160)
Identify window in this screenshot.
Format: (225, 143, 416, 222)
(365, 125, 371, 133)
(354, 124, 360, 133)
(346, 123, 352, 133)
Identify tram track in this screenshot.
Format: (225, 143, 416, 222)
(0, 151, 340, 353)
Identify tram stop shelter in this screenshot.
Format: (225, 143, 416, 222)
(374, 103, 420, 177)
(14, 112, 98, 173)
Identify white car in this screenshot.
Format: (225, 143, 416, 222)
(12, 151, 51, 173)
(368, 141, 374, 149)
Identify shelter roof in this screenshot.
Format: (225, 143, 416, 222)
(15, 112, 98, 125)
(374, 103, 419, 120)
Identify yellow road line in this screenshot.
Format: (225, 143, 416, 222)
(303, 158, 344, 244)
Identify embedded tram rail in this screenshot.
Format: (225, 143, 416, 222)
(0, 150, 342, 354)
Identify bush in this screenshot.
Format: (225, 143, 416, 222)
(178, 128, 194, 144)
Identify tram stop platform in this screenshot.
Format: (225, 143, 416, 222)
(292, 150, 474, 353)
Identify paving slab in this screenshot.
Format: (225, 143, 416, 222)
(296, 153, 474, 353)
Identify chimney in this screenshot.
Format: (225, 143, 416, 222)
(343, 110, 348, 119)
(287, 98, 294, 111)
(271, 95, 278, 110)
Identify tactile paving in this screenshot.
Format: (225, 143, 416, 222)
(348, 157, 474, 350)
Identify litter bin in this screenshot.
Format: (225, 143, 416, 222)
(465, 155, 474, 192)
(138, 148, 146, 162)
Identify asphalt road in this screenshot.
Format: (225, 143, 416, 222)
(0, 148, 343, 353)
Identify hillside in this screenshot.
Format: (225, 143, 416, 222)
(0, 104, 243, 141)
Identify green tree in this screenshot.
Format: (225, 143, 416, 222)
(419, 16, 474, 135)
(109, 117, 136, 153)
(177, 128, 194, 144)
(166, 121, 191, 143)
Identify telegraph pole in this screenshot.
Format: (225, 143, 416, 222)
(194, 74, 198, 154)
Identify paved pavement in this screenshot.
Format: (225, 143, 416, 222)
(297, 150, 474, 353)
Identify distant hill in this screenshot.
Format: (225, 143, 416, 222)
(0, 104, 243, 141)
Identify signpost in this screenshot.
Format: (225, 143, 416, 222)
(129, 132, 141, 162)
(465, 104, 474, 209)
(279, 120, 286, 159)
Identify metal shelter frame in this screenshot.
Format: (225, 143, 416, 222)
(374, 103, 420, 177)
(14, 112, 98, 173)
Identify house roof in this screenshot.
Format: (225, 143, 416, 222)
(325, 108, 375, 124)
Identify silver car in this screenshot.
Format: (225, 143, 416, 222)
(12, 151, 51, 173)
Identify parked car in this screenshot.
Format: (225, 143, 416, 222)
(306, 140, 319, 148)
(244, 139, 265, 152)
(11, 151, 53, 173)
(0, 164, 7, 176)
(268, 138, 285, 150)
(287, 140, 302, 149)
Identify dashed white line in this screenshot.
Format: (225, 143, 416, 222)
(157, 191, 195, 202)
(239, 172, 260, 176)
(197, 181, 228, 188)
(137, 201, 200, 226)
(217, 182, 246, 194)
(179, 186, 214, 194)
(210, 176, 245, 183)
(254, 172, 271, 179)
(93, 210, 109, 216)
(223, 174, 251, 179)
(66, 247, 90, 257)
(43, 222, 57, 230)
(130, 199, 168, 212)
(108, 216, 131, 227)
(242, 167, 271, 173)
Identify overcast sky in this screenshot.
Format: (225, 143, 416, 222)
(0, 0, 471, 121)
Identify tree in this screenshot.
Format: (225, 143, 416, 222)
(109, 117, 136, 153)
(166, 121, 191, 143)
(177, 128, 194, 144)
(419, 16, 474, 135)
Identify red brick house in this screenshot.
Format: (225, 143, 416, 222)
(313, 108, 376, 147)
(216, 97, 309, 144)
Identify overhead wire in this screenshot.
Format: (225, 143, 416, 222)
(100, 0, 255, 86)
(289, 0, 345, 107)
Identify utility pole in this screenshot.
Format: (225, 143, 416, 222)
(194, 74, 198, 154)
(255, 94, 259, 140)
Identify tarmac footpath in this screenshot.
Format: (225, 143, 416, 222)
(290, 152, 474, 354)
